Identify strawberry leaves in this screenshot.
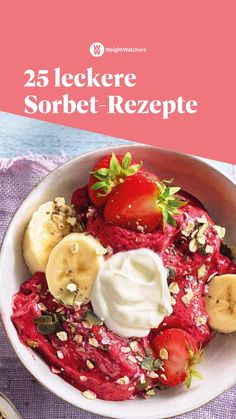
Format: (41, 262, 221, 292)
(122, 152, 132, 170)
(91, 152, 142, 197)
(185, 346, 204, 389)
(156, 179, 187, 228)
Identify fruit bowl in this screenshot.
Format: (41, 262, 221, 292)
(0, 144, 236, 419)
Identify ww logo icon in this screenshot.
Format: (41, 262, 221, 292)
(89, 42, 105, 57)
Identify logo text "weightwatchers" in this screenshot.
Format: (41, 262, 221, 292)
(90, 42, 146, 57)
(106, 47, 147, 53)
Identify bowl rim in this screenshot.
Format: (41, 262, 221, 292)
(0, 392, 23, 419)
(0, 143, 235, 250)
(0, 143, 235, 419)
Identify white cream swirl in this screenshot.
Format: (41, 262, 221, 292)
(91, 248, 173, 338)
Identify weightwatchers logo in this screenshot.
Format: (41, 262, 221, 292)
(89, 42, 147, 57)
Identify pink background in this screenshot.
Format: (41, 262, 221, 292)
(0, 1, 235, 163)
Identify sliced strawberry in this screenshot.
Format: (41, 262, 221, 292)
(88, 152, 142, 208)
(151, 328, 203, 388)
(104, 172, 186, 232)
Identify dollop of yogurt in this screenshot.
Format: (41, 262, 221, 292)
(91, 248, 173, 338)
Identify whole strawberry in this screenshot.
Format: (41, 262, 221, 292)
(104, 172, 186, 232)
(151, 328, 204, 388)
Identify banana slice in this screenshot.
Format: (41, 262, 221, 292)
(204, 274, 236, 333)
(23, 197, 81, 274)
(45, 232, 106, 306)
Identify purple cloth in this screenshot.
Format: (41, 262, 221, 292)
(0, 156, 235, 419)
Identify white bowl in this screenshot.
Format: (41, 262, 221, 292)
(0, 145, 236, 419)
(0, 393, 22, 418)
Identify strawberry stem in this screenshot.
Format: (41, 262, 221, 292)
(185, 346, 204, 389)
(156, 179, 187, 228)
(91, 152, 142, 197)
